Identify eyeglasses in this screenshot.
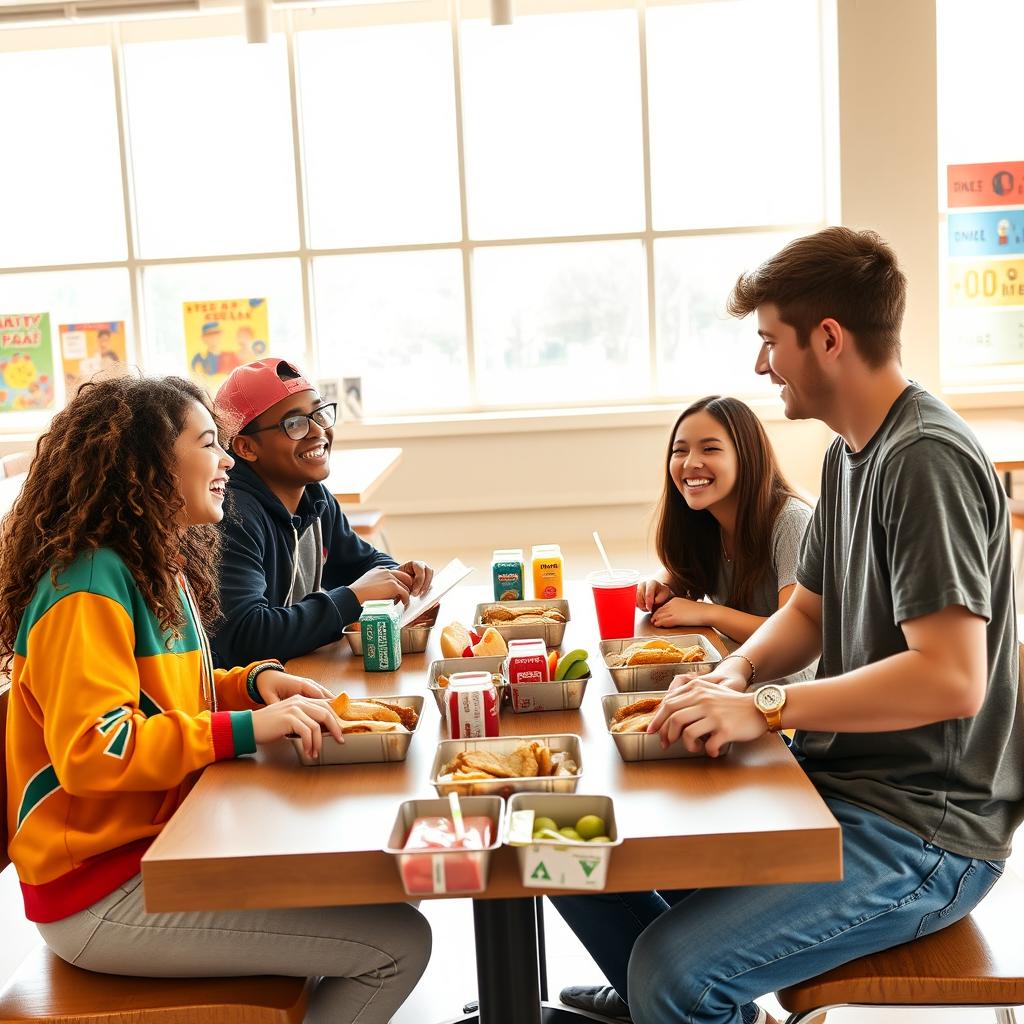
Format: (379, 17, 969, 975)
(242, 403, 337, 441)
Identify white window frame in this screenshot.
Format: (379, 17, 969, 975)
(0, 0, 837, 429)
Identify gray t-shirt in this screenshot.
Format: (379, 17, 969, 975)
(712, 497, 812, 617)
(796, 384, 1023, 860)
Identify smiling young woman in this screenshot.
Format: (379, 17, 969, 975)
(639, 395, 812, 649)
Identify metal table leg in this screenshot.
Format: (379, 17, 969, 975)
(443, 897, 616, 1024)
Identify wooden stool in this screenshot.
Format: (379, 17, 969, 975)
(778, 866, 1024, 1024)
(348, 509, 391, 554)
(0, 687, 311, 1023)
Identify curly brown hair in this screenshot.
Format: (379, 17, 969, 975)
(0, 374, 223, 669)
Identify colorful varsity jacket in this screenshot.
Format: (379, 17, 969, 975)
(6, 547, 266, 923)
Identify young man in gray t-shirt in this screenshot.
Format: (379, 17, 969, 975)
(554, 227, 1023, 1024)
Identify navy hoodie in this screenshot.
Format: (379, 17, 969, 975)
(211, 459, 397, 667)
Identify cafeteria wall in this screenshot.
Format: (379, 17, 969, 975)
(3, 1, 1020, 559)
(314, 0, 977, 558)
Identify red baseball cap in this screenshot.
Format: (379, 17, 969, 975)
(215, 358, 316, 434)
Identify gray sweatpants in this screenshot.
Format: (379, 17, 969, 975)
(37, 874, 431, 1024)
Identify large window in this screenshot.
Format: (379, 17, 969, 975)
(0, 0, 830, 422)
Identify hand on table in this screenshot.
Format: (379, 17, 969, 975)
(667, 662, 750, 696)
(350, 566, 414, 606)
(650, 596, 709, 629)
(637, 579, 673, 612)
(251, 695, 344, 760)
(255, 669, 334, 705)
(647, 677, 766, 757)
(396, 560, 433, 598)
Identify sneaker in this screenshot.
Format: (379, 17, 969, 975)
(558, 984, 632, 1021)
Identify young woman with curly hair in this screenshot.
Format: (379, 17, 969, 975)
(0, 375, 430, 1024)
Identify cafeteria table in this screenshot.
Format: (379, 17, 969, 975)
(328, 446, 403, 504)
(142, 582, 842, 1024)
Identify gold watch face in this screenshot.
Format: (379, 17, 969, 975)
(756, 686, 784, 712)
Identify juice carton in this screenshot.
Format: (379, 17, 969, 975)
(400, 815, 494, 894)
(505, 638, 550, 685)
(491, 548, 525, 601)
(531, 544, 564, 599)
(359, 600, 402, 672)
(446, 671, 501, 738)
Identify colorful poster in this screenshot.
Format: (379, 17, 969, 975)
(182, 298, 269, 391)
(0, 313, 56, 412)
(944, 310, 1024, 367)
(947, 161, 1024, 208)
(948, 210, 1024, 258)
(60, 321, 128, 395)
(949, 257, 1024, 308)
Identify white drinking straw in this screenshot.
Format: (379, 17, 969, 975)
(592, 531, 614, 575)
(448, 791, 466, 843)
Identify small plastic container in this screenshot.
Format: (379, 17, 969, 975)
(531, 544, 564, 600)
(445, 671, 501, 739)
(384, 796, 504, 896)
(491, 549, 525, 602)
(505, 793, 621, 890)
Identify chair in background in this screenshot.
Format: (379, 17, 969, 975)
(0, 685, 311, 1023)
(0, 452, 32, 480)
(349, 509, 391, 554)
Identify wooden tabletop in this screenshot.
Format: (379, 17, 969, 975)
(141, 582, 841, 913)
(327, 447, 403, 505)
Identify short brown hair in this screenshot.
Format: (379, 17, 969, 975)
(726, 226, 906, 367)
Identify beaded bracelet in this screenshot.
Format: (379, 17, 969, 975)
(719, 653, 756, 684)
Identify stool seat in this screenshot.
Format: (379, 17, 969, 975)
(0, 944, 311, 1023)
(349, 509, 384, 534)
(778, 869, 1024, 1014)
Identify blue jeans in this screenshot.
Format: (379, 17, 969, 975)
(551, 798, 1004, 1024)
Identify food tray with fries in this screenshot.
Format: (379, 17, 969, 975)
(429, 733, 583, 797)
(472, 599, 570, 647)
(601, 691, 726, 761)
(426, 655, 507, 714)
(342, 604, 440, 656)
(599, 634, 721, 693)
(290, 694, 424, 767)
(384, 796, 504, 897)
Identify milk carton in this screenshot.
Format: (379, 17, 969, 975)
(359, 600, 402, 672)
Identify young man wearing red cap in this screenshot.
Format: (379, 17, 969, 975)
(212, 357, 433, 666)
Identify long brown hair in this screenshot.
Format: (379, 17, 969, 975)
(655, 395, 802, 611)
(0, 375, 223, 669)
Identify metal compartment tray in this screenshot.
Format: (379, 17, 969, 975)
(290, 694, 424, 766)
(599, 633, 721, 693)
(384, 796, 504, 897)
(602, 691, 726, 761)
(472, 599, 570, 647)
(429, 733, 583, 797)
(342, 603, 440, 656)
(507, 672, 590, 714)
(426, 655, 507, 715)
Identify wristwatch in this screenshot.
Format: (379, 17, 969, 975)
(753, 684, 787, 732)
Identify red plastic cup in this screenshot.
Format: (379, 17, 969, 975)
(588, 569, 640, 640)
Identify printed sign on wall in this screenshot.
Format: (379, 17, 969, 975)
(183, 298, 269, 391)
(0, 313, 56, 412)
